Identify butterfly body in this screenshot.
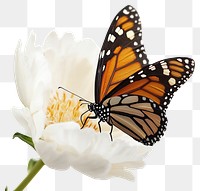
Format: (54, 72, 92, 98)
(88, 103, 110, 123)
(82, 5, 195, 146)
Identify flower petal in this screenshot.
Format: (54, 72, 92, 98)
(14, 32, 51, 109)
(43, 31, 74, 52)
(35, 122, 149, 180)
(43, 34, 99, 101)
(12, 107, 35, 136)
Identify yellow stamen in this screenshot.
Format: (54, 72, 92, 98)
(45, 91, 99, 131)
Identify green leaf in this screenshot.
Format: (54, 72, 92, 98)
(28, 159, 38, 173)
(5, 186, 8, 191)
(13, 132, 35, 149)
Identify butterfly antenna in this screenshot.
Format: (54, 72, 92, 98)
(58, 86, 92, 103)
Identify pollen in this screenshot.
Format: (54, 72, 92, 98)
(45, 91, 99, 131)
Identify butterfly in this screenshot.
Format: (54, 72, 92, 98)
(80, 5, 195, 146)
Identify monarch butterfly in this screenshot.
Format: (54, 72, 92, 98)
(62, 5, 195, 146)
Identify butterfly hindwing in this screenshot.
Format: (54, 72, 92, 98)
(104, 57, 195, 109)
(95, 5, 149, 103)
(102, 95, 167, 145)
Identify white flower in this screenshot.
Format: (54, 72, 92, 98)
(13, 31, 150, 180)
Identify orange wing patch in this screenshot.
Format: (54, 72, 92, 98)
(116, 16, 129, 26)
(114, 46, 122, 54)
(169, 60, 186, 78)
(117, 47, 136, 68)
(122, 22, 134, 31)
(100, 47, 142, 101)
(101, 56, 117, 99)
(116, 16, 134, 31)
(113, 76, 165, 105)
(112, 62, 141, 84)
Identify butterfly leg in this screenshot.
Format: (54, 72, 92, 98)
(80, 109, 89, 125)
(81, 115, 97, 129)
(98, 120, 102, 133)
(109, 125, 113, 141)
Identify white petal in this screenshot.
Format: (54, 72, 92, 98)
(63, 39, 98, 101)
(35, 123, 150, 180)
(32, 109, 46, 140)
(43, 31, 74, 51)
(43, 31, 59, 50)
(43, 34, 99, 101)
(29, 81, 51, 114)
(12, 107, 35, 136)
(14, 32, 52, 109)
(36, 139, 71, 169)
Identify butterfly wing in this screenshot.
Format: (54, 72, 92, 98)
(104, 57, 195, 108)
(95, 5, 149, 103)
(102, 57, 194, 145)
(103, 95, 167, 145)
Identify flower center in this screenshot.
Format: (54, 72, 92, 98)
(45, 91, 99, 131)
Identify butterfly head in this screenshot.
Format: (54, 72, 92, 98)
(88, 103, 96, 112)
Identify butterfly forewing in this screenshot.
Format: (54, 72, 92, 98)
(102, 95, 167, 145)
(95, 5, 149, 103)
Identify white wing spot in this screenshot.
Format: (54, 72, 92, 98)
(101, 50, 105, 58)
(138, 70, 143, 75)
(115, 27, 123, 36)
(168, 78, 176, 86)
(149, 65, 156, 71)
(162, 65, 168, 69)
(123, 9, 130, 15)
(163, 69, 170, 76)
(134, 41, 138, 46)
(110, 35, 116, 42)
(102, 65, 105, 71)
(107, 34, 111, 41)
(142, 97, 146, 101)
(143, 59, 147, 64)
(126, 30, 135, 40)
(130, 15, 134, 19)
(185, 59, 189, 64)
(115, 16, 119, 20)
(177, 58, 182, 62)
(106, 50, 111, 56)
(129, 75, 134, 79)
(115, 27, 120, 33)
(129, 6, 133, 10)
(141, 74, 147, 78)
(191, 60, 195, 66)
(185, 65, 190, 69)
